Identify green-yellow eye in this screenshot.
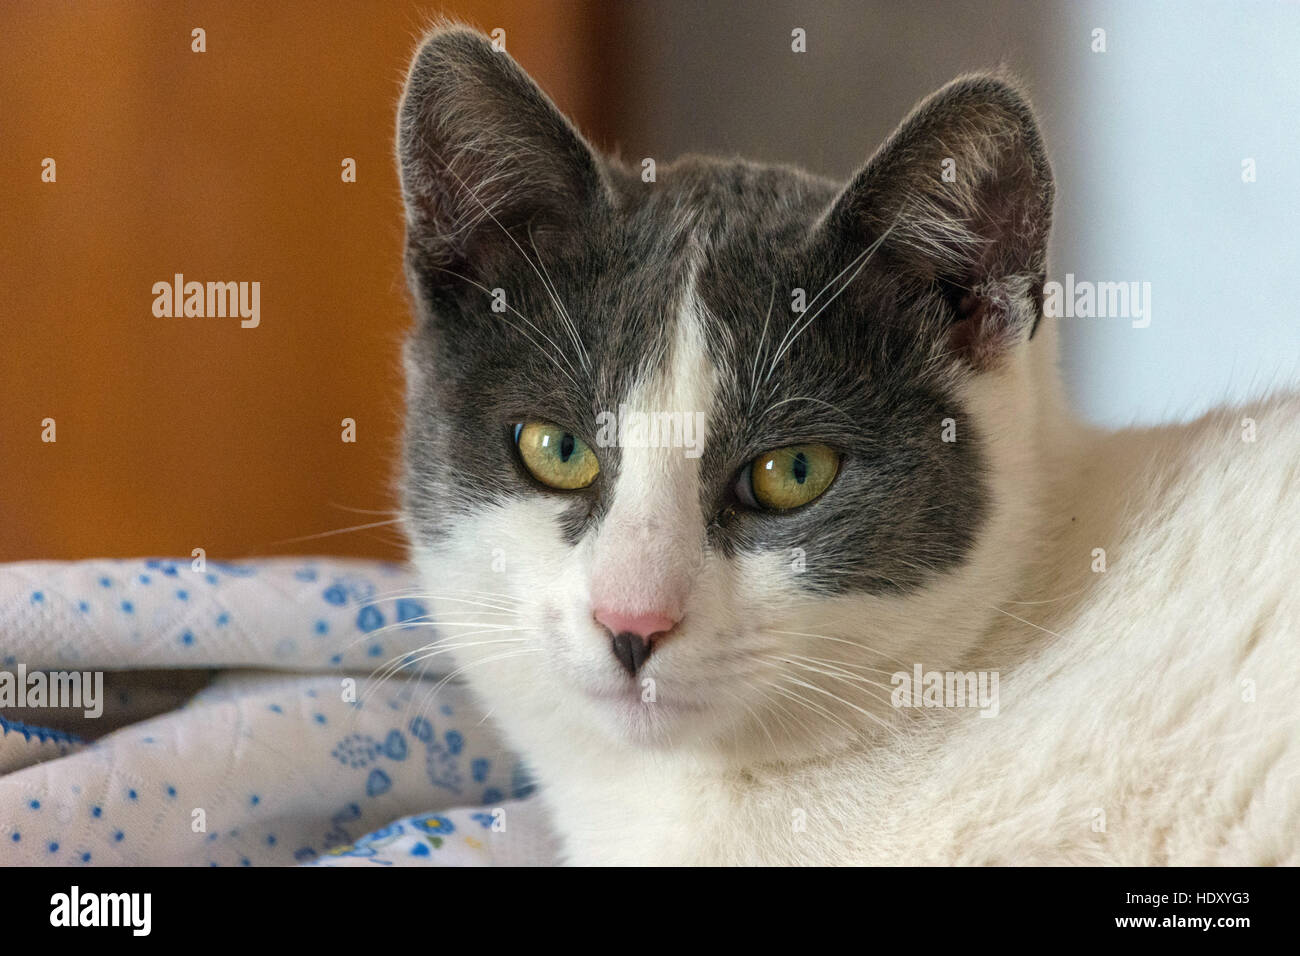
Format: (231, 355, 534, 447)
(514, 422, 600, 490)
(743, 443, 839, 511)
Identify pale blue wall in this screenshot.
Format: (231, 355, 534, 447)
(613, 0, 1300, 426)
(1053, 0, 1300, 425)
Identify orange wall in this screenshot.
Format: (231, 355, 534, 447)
(0, 1, 612, 562)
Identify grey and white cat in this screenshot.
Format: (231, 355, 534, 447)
(395, 26, 1300, 865)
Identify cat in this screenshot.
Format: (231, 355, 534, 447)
(394, 25, 1300, 865)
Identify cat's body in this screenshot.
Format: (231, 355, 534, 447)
(394, 26, 1300, 865)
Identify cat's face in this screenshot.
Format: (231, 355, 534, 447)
(396, 28, 1053, 755)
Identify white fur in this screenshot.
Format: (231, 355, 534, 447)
(411, 308, 1300, 865)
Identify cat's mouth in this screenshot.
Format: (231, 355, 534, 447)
(579, 682, 712, 741)
(582, 685, 706, 713)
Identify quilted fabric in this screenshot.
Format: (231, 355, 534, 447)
(0, 558, 556, 866)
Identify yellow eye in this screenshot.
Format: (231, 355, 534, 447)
(746, 444, 839, 511)
(514, 422, 600, 490)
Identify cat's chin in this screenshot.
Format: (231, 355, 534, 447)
(579, 684, 719, 747)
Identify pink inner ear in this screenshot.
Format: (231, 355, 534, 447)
(947, 282, 1023, 371)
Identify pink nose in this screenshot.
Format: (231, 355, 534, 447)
(593, 607, 678, 641)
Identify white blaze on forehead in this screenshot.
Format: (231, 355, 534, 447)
(589, 264, 716, 619)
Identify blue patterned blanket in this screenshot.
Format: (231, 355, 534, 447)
(0, 558, 556, 866)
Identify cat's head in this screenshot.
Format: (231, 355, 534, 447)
(396, 27, 1055, 758)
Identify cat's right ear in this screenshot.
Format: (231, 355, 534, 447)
(821, 73, 1054, 369)
(396, 26, 610, 288)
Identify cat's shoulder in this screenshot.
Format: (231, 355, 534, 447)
(959, 389, 1300, 864)
(1073, 389, 1300, 559)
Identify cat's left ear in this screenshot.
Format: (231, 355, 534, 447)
(823, 73, 1054, 368)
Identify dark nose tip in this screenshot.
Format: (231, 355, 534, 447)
(610, 631, 653, 677)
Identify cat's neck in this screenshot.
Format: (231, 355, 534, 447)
(933, 317, 1093, 664)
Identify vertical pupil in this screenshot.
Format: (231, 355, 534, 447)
(792, 452, 808, 484)
(559, 433, 576, 462)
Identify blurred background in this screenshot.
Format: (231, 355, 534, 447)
(3, 0, 1298, 563)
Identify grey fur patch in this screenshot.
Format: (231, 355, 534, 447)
(396, 27, 1053, 594)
